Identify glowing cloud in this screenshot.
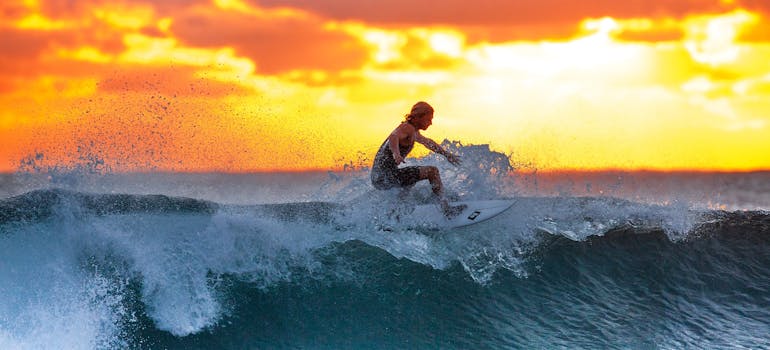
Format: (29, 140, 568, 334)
(684, 10, 759, 65)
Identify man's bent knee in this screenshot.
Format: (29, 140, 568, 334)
(427, 166, 439, 179)
(419, 166, 439, 180)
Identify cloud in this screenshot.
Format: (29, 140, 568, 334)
(255, 0, 729, 25)
(735, 0, 770, 13)
(29, 0, 203, 22)
(251, 0, 736, 43)
(0, 2, 126, 79)
(169, 4, 370, 74)
(1, 1, 260, 95)
(0, 27, 109, 92)
(334, 25, 469, 72)
(250, 0, 770, 45)
(0, 28, 51, 73)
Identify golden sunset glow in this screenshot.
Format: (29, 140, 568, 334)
(2, 0, 769, 172)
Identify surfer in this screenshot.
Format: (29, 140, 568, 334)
(370, 101, 466, 217)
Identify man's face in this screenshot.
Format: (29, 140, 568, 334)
(416, 113, 433, 130)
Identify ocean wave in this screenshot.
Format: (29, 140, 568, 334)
(0, 188, 217, 225)
(2, 188, 768, 244)
(1, 188, 769, 349)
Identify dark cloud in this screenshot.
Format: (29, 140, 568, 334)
(19, 1, 357, 75)
(0, 28, 62, 88)
(33, 0, 208, 20)
(735, 0, 770, 13)
(0, 28, 52, 60)
(253, 0, 729, 25)
(0, 24, 124, 91)
(169, 7, 370, 74)
(250, 0, 734, 43)
(1, 1, 29, 19)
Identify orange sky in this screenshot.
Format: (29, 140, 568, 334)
(2, 0, 769, 172)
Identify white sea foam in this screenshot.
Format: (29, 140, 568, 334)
(0, 220, 128, 350)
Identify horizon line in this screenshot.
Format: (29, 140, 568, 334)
(2, 168, 769, 175)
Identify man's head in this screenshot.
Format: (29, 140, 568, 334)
(406, 101, 434, 130)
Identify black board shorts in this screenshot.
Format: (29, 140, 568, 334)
(371, 166, 421, 190)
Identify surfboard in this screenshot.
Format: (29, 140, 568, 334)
(409, 199, 515, 229)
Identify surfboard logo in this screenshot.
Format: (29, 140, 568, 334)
(468, 210, 481, 220)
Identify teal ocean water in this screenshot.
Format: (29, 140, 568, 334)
(1, 145, 769, 349)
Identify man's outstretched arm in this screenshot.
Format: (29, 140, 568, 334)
(416, 133, 461, 166)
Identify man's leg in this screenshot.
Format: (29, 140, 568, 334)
(418, 166, 465, 217)
(418, 166, 443, 197)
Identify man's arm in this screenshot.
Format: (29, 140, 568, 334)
(388, 126, 407, 165)
(416, 132, 461, 166)
(415, 132, 446, 156)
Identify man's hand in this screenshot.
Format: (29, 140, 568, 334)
(394, 154, 405, 165)
(445, 153, 461, 166)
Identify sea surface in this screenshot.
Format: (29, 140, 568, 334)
(1, 145, 769, 349)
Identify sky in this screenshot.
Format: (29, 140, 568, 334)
(1, 0, 769, 172)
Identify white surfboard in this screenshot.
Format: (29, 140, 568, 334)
(409, 199, 515, 229)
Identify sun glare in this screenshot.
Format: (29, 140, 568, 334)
(684, 10, 759, 66)
(424, 30, 465, 57)
(359, 28, 407, 64)
(582, 17, 621, 36)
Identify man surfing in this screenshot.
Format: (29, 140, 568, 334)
(370, 101, 466, 217)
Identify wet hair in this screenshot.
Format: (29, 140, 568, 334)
(404, 101, 434, 122)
